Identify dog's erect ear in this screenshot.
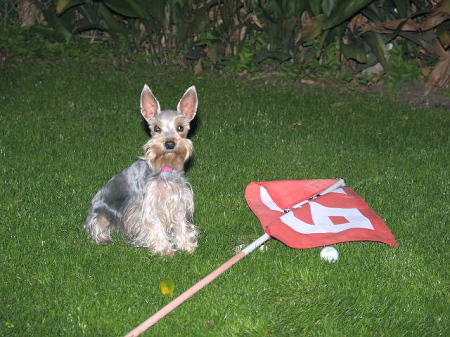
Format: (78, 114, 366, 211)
(141, 85, 161, 120)
(177, 86, 198, 121)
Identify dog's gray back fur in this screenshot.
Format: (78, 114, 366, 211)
(86, 159, 151, 227)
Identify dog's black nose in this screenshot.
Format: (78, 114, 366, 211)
(164, 140, 176, 150)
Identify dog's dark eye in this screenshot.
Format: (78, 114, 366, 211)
(154, 126, 162, 133)
(177, 125, 184, 132)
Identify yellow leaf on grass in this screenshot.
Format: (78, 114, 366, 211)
(159, 279, 175, 296)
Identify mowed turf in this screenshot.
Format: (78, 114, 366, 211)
(0, 60, 448, 336)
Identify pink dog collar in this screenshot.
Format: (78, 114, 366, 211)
(161, 166, 173, 172)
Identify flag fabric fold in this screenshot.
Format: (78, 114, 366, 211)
(245, 179, 397, 249)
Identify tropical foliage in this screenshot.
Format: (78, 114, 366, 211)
(5, 0, 450, 91)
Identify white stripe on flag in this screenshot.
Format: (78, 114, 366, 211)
(259, 186, 284, 212)
(331, 187, 347, 195)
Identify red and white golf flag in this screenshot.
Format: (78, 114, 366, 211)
(245, 179, 397, 248)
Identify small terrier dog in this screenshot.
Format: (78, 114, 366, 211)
(84, 85, 199, 256)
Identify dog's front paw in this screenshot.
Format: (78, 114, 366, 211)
(97, 238, 112, 246)
(176, 239, 198, 254)
(148, 245, 176, 257)
(184, 245, 197, 254)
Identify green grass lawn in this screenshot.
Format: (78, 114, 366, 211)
(1, 60, 449, 336)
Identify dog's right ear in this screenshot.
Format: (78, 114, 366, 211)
(141, 85, 161, 120)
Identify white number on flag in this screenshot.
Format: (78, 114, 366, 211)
(280, 198, 375, 234)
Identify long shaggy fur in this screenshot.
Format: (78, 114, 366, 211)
(123, 170, 197, 255)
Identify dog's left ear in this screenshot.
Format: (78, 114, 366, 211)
(177, 86, 198, 121)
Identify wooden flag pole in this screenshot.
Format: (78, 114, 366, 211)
(125, 233, 271, 337)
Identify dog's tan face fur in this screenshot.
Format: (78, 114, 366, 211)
(140, 85, 197, 171)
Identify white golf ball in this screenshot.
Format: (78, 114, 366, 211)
(320, 246, 339, 263)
